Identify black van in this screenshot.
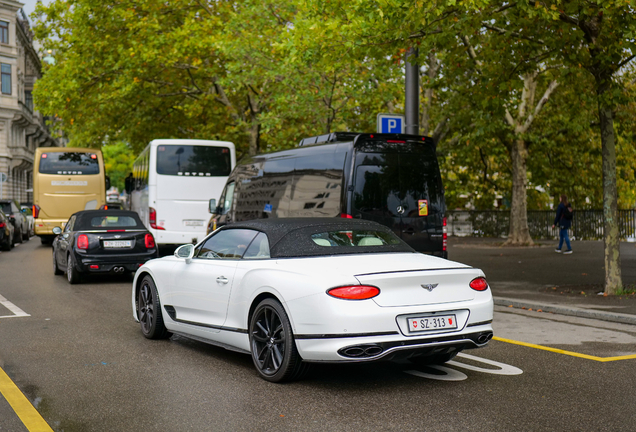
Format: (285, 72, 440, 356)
(208, 132, 447, 258)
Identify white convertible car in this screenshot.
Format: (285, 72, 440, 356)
(132, 218, 493, 382)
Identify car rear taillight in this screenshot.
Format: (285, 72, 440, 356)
(340, 213, 353, 219)
(327, 285, 380, 300)
(33, 204, 40, 219)
(443, 217, 447, 251)
(469, 277, 489, 291)
(0, 222, 5, 229)
(144, 233, 155, 248)
(149, 207, 165, 230)
(77, 234, 89, 250)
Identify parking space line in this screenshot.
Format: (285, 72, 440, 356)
(0, 294, 30, 319)
(493, 336, 636, 362)
(0, 367, 53, 432)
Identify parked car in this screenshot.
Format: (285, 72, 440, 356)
(53, 210, 158, 284)
(0, 200, 29, 243)
(0, 209, 15, 251)
(208, 132, 447, 258)
(132, 218, 493, 383)
(20, 204, 35, 237)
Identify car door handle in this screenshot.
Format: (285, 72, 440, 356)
(216, 276, 229, 285)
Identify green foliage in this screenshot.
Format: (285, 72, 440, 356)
(102, 143, 135, 192)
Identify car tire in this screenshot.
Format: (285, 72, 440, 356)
(1, 237, 10, 251)
(138, 275, 171, 339)
(14, 227, 23, 244)
(53, 249, 63, 275)
(23, 227, 29, 241)
(66, 254, 82, 284)
(249, 298, 309, 383)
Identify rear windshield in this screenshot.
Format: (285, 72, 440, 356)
(89, 215, 140, 228)
(156, 145, 232, 177)
(39, 152, 100, 175)
(311, 230, 402, 247)
(353, 141, 443, 218)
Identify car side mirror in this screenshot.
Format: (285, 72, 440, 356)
(208, 199, 217, 214)
(52, 226, 62, 235)
(105, 175, 111, 190)
(175, 243, 195, 264)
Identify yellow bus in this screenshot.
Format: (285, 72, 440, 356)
(33, 147, 108, 244)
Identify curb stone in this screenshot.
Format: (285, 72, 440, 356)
(494, 297, 636, 326)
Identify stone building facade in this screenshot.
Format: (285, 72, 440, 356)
(0, 1, 61, 204)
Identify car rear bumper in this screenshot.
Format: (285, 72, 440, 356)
(75, 252, 158, 273)
(35, 218, 67, 235)
(288, 292, 494, 362)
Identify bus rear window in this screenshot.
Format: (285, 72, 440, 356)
(156, 145, 232, 176)
(39, 152, 100, 175)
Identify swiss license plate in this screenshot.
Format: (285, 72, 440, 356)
(184, 220, 204, 226)
(407, 314, 457, 333)
(103, 240, 132, 248)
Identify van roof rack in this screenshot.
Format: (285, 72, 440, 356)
(298, 132, 360, 147)
(298, 132, 435, 147)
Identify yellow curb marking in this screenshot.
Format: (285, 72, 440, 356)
(0, 366, 53, 432)
(493, 336, 636, 362)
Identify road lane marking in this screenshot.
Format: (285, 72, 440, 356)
(493, 336, 636, 362)
(405, 366, 468, 381)
(0, 367, 53, 432)
(0, 294, 30, 319)
(448, 352, 523, 375)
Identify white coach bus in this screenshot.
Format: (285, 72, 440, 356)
(128, 139, 236, 247)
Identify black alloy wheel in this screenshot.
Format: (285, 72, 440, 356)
(53, 249, 63, 275)
(138, 275, 171, 339)
(66, 254, 81, 284)
(1, 234, 10, 251)
(249, 298, 309, 383)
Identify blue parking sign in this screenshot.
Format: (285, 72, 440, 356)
(377, 114, 405, 134)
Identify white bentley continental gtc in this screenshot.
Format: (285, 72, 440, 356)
(132, 218, 493, 382)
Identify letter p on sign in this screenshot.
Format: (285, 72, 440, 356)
(377, 114, 405, 134)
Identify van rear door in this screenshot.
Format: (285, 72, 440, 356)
(351, 139, 445, 255)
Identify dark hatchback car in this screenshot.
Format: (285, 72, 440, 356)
(0, 209, 15, 251)
(52, 210, 158, 284)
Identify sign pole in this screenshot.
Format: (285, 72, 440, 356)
(405, 47, 419, 135)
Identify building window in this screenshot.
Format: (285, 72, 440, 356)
(1, 64, 11, 95)
(0, 21, 8, 44)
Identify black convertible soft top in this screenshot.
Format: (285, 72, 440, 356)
(220, 218, 415, 258)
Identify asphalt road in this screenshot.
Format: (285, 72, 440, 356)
(1, 239, 636, 431)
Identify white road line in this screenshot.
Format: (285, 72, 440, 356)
(0, 294, 30, 318)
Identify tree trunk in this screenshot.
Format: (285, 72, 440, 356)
(597, 89, 622, 294)
(505, 139, 534, 246)
(248, 119, 260, 156)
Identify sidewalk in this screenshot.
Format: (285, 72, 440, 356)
(447, 237, 636, 325)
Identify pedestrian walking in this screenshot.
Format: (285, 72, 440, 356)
(552, 194, 573, 254)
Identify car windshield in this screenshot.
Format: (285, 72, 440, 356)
(39, 152, 100, 175)
(0, 203, 10, 213)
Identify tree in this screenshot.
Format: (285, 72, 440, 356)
(102, 142, 136, 192)
(513, 1, 636, 293)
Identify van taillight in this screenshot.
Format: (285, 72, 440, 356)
(443, 217, 447, 251)
(145, 233, 155, 248)
(33, 205, 40, 219)
(77, 234, 89, 250)
(149, 207, 165, 230)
